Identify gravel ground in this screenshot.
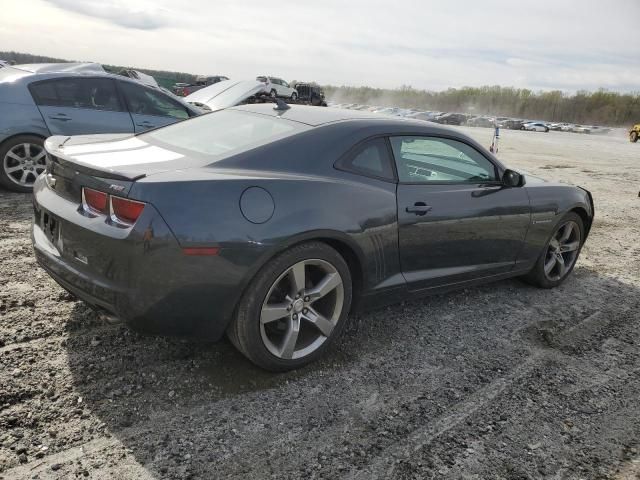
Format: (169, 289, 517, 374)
(1, 127, 639, 479)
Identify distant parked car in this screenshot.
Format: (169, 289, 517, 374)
(548, 122, 570, 131)
(522, 122, 550, 132)
(0, 60, 9, 68)
(173, 75, 229, 96)
(372, 107, 400, 116)
(467, 116, 495, 128)
(431, 113, 471, 126)
(572, 125, 591, 134)
(256, 76, 298, 100)
(0, 63, 200, 192)
(500, 119, 525, 130)
(395, 109, 415, 117)
(292, 83, 327, 106)
(405, 111, 438, 122)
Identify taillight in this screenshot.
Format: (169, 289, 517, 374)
(81, 187, 145, 226)
(110, 196, 145, 226)
(82, 187, 108, 214)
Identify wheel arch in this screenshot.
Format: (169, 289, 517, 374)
(269, 230, 366, 306)
(569, 206, 593, 239)
(235, 230, 367, 319)
(0, 132, 48, 150)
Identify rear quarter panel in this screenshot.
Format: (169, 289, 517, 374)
(0, 75, 49, 142)
(130, 167, 401, 314)
(0, 102, 49, 143)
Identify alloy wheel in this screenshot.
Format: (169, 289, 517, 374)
(260, 259, 344, 360)
(544, 220, 581, 281)
(3, 143, 47, 188)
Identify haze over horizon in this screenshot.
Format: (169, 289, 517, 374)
(1, 0, 639, 93)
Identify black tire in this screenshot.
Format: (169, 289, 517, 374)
(270, 89, 277, 98)
(631, 131, 639, 143)
(291, 92, 298, 101)
(0, 135, 46, 192)
(227, 242, 352, 371)
(522, 212, 585, 289)
(520, 126, 526, 130)
(544, 127, 549, 132)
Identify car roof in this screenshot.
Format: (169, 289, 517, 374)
(10, 62, 105, 74)
(0, 64, 198, 113)
(231, 103, 464, 132)
(231, 103, 391, 126)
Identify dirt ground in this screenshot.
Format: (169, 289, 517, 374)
(1, 127, 639, 480)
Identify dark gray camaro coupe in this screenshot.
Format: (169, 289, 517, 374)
(32, 104, 593, 371)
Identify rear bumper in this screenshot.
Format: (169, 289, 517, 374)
(31, 176, 243, 341)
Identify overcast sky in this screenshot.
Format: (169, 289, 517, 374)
(1, 0, 639, 92)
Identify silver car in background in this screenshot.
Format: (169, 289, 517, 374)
(256, 76, 298, 100)
(0, 63, 200, 192)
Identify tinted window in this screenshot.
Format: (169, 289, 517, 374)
(30, 78, 123, 111)
(390, 136, 497, 183)
(144, 110, 299, 158)
(337, 138, 395, 181)
(120, 81, 189, 119)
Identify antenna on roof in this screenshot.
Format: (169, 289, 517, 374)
(273, 98, 291, 111)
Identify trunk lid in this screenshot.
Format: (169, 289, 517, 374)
(44, 133, 190, 201)
(184, 80, 267, 112)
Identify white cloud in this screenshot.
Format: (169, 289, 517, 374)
(1, 0, 638, 92)
(46, 0, 171, 30)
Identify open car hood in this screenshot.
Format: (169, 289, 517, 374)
(184, 80, 266, 112)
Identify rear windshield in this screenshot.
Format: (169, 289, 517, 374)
(142, 109, 303, 158)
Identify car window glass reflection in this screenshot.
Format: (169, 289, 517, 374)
(391, 136, 497, 183)
(120, 82, 189, 119)
(30, 78, 123, 112)
(342, 138, 394, 180)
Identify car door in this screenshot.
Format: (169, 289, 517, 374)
(118, 80, 191, 132)
(270, 78, 282, 96)
(280, 79, 293, 97)
(391, 135, 531, 290)
(29, 77, 134, 135)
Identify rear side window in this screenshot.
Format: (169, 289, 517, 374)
(336, 138, 395, 181)
(119, 81, 189, 119)
(29, 78, 123, 112)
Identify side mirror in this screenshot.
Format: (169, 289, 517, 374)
(502, 169, 526, 187)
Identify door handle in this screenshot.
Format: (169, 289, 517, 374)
(406, 203, 432, 215)
(136, 121, 155, 127)
(48, 114, 71, 121)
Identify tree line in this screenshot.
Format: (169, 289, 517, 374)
(323, 85, 640, 127)
(2, 51, 637, 126)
